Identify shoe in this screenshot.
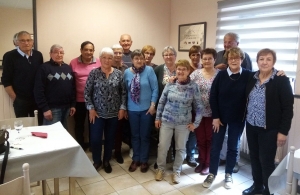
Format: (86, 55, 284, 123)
(219, 159, 226, 166)
(203, 173, 215, 188)
(93, 161, 102, 171)
(242, 184, 264, 195)
(103, 161, 112, 173)
(172, 172, 181, 184)
(154, 162, 158, 169)
(200, 166, 209, 175)
(129, 148, 133, 158)
(233, 162, 240, 173)
(262, 189, 272, 195)
(155, 169, 164, 181)
(128, 161, 140, 172)
(140, 162, 149, 173)
(186, 156, 197, 167)
(195, 164, 203, 173)
(115, 152, 124, 164)
(224, 173, 233, 189)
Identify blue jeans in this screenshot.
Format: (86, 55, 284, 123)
(43, 107, 70, 130)
(128, 110, 152, 163)
(186, 131, 197, 157)
(209, 122, 245, 175)
(90, 117, 118, 164)
(220, 126, 242, 161)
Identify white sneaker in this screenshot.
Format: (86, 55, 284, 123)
(202, 173, 215, 188)
(172, 172, 180, 184)
(155, 169, 164, 181)
(129, 148, 133, 158)
(224, 173, 233, 189)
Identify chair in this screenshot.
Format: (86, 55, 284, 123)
(0, 110, 38, 127)
(0, 163, 31, 195)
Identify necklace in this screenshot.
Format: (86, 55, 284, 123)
(228, 73, 241, 81)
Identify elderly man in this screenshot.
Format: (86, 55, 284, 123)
(119, 34, 133, 67)
(1, 31, 43, 118)
(215, 32, 252, 173)
(215, 32, 252, 70)
(34, 44, 76, 130)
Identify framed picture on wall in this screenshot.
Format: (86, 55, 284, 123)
(178, 22, 207, 51)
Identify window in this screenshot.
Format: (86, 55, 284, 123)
(216, 0, 300, 79)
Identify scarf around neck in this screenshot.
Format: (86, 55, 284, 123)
(130, 65, 146, 103)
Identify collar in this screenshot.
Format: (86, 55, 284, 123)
(254, 68, 277, 80)
(50, 58, 65, 66)
(17, 47, 32, 58)
(227, 67, 242, 76)
(77, 55, 97, 64)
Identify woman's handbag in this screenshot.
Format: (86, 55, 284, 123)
(0, 128, 9, 184)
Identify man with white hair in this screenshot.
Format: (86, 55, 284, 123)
(34, 44, 76, 129)
(215, 32, 252, 70)
(119, 34, 133, 67)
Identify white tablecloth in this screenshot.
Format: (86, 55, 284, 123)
(0, 122, 98, 182)
(269, 149, 300, 194)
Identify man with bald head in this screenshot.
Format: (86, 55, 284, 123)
(119, 34, 133, 67)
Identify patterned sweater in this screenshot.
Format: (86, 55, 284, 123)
(155, 81, 203, 128)
(84, 68, 126, 118)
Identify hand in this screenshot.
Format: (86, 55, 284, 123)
(276, 70, 286, 76)
(89, 109, 99, 124)
(169, 76, 177, 83)
(212, 118, 223, 133)
(155, 120, 161, 128)
(118, 109, 125, 120)
(124, 110, 128, 120)
(277, 132, 287, 147)
(215, 63, 227, 70)
(43, 110, 52, 121)
(187, 123, 195, 132)
(69, 107, 76, 116)
(146, 105, 156, 115)
(11, 95, 16, 101)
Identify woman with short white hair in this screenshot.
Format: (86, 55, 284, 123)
(84, 47, 126, 173)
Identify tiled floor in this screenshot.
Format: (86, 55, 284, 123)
(30, 144, 284, 195)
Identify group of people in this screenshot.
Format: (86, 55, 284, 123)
(1, 31, 294, 195)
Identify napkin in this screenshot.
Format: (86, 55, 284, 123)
(31, 132, 48, 138)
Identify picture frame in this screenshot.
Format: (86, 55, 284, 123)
(178, 22, 207, 52)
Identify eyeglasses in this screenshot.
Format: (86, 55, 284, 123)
(18, 39, 33, 44)
(202, 58, 214, 61)
(52, 51, 65, 55)
(144, 52, 154, 56)
(163, 54, 175, 57)
(133, 57, 144, 61)
(228, 57, 241, 61)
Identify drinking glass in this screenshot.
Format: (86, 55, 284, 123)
(14, 120, 23, 133)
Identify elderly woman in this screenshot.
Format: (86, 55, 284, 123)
(84, 47, 126, 173)
(185, 45, 202, 168)
(142, 45, 157, 69)
(203, 47, 252, 189)
(124, 49, 158, 173)
(243, 49, 293, 195)
(155, 59, 203, 184)
(190, 48, 219, 175)
(70, 41, 101, 150)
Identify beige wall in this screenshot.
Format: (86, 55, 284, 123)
(36, 0, 171, 65)
(170, 0, 219, 61)
(0, 7, 33, 59)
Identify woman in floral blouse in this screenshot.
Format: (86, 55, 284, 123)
(190, 48, 219, 175)
(84, 47, 126, 173)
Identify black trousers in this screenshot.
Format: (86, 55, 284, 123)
(246, 122, 277, 194)
(74, 102, 89, 148)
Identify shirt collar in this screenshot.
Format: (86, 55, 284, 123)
(50, 58, 65, 66)
(77, 55, 97, 64)
(227, 67, 243, 76)
(254, 68, 277, 80)
(17, 47, 32, 58)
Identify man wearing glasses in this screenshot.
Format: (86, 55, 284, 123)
(1, 31, 43, 119)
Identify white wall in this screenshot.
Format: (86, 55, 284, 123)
(36, 0, 171, 65)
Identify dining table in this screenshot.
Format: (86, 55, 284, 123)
(0, 122, 98, 195)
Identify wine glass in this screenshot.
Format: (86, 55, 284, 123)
(14, 120, 23, 134)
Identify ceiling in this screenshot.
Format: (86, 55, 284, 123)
(0, 0, 32, 9)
